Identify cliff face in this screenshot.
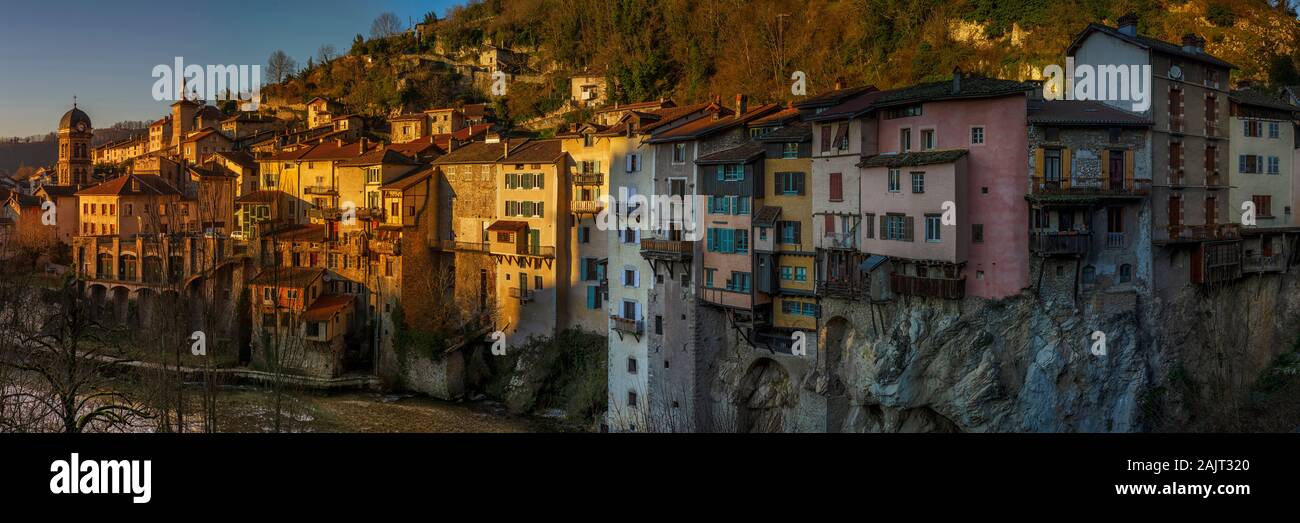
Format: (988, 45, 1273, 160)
(703, 268, 1300, 433)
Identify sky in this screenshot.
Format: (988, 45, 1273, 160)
(0, 0, 463, 138)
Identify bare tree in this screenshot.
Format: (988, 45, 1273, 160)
(0, 282, 152, 433)
(316, 44, 337, 64)
(267, 50, 298, 85)
(370, 12, 404, 40)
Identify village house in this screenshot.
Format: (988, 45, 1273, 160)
(1228, 88, 1298, 274)
(1068, 15, 1239, 291)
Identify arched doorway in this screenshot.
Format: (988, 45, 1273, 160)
(110, 286, 130, 326)
(734, 358, 794, 433)
(133, 288, 157, 328)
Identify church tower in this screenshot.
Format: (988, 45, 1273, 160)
(57, 100, 93, 186)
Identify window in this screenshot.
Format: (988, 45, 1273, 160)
(627, 358, 638, 374)
(704, 268, 716, 288)
(1243, 120, 1262, 137)
(925, 214, 941, 242)
(971, 126, 985, 144)
(623, 268, 638, 287)
(717, 164, 744, 181)
(1119, 264, 1132, 283)
(782, 143, 798, 159)
(887, 169, 900, 192)
(884, 214, 907, 241)
(673, 143, 686, 163)
(655, 315, 663, 335)
(778, 221, 800, 244)
(535, 275, 543, 291)
(583, 134, 594, 147)
(777, 172, 804, 195)
(1267, 156, 1280, 175)
(921, 129, 935, 150)
(972, 224, 984, 243)
(899, 128, 911, 152)
(734, 229, 749, 253)
(1253, 195, 1273, 218)
(727, 272, 752, 292)
(626, 391, 637, 407)
(1044, 149, 1062, 182)
(836, 123, 850, 151)
(1267, 122, 1280, 139)
(1239, 155, 1262, 174)
(625, 153, 640, 172)
(829, 172, 843, 201)
(911, 172, 925, 193)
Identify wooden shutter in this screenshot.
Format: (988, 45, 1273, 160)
(835, 123, 849, 149)
(1061, 149, 1072, 189)
(904, 216, 914, 242)
(793, 222, 801, 244)
(820, 125, 831, 152)
(824, 214, 835, 234)
(829, 172, 843, 201)
(864, 214, 875, 239)
(1124, 150, 1134, 189)
(1100, 149, 1111, 187)
(879, 215, 887, 240)
(796, 172, 806, 195)
(1033, 148, 1044, 188)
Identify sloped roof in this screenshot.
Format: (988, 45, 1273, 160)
(487, 220, 528, 232)
(380, 167, 434, 191)
(755, 122, 812, 142)
(213, 150, 257, 169)
(339, 148, 418, 167)
(807, 89, 888, 122)
(235, 190, 282, 204)
(304, 294, 353, 321)
(873, 75, 1035, 107)
(793, 85, 877, 110)
(432, 140, 516, 164)
(645, 103, 781, 143)
(76, 174, 180, 196)
(695, 142, 766, 164)
(386, 136, 445, 157)
(249, 266, 324, 287)
(1066, 23, 1235, 69)
(501, 139, 564, 163)
(858, 149, 969, 168)
(1027, 100, 1153, 126)
(753, 206, 782, 228)
(1230, 88, 1298, 112)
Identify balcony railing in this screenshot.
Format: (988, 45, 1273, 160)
(571, 200, 605, 214)
(1106, 232, 1125, 249)
(1031, 175, 1151, 197)
(368, 239, 400, 256)
(303, 186, 337, 195)
(1242, 253, 1286, 273)
(823, 232, 857, 250)
(573, 173, 604, 186)
(1163, 223, 1241, 243)
(640, 238, 693, 260)
(507, 287, 534, 302)
(610, 316, 644, 335)
(490, 242, 556, 258)
(818, 279, 867, 299)
(890, 273, 965, 300)
(1031, 231, 1091, 256)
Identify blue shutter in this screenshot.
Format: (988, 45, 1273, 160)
(717, 165, 724, 181)
(587, 286, 597, 309)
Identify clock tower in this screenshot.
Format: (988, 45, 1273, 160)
(57, 100, 93, 186)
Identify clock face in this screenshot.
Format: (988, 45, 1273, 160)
(76, 122, 86, 132)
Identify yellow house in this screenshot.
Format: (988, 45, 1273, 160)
(257, 139, 378, 224)
(753, 118, 817, 332)
(337, 148, 421, 215)
(487, 139, 571, 343)
(557, 123, 615, 334)
(75, 174, 186, 237)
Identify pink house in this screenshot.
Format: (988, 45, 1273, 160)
(863, 74, 1033, 299)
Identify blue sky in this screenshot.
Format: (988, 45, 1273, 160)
(0, 0, 462, 137)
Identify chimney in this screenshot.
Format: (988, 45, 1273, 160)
(503, 139, 509, 159)
(1117, 13, 1138, 37)
(1182, 34, 1204, 54)
(834, 77, 844, 90)
(952, 67, 963, 94)
(360, 137, 368, 151)
(734, 94, 748, 118)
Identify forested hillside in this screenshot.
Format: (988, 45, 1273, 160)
(265, 0, 1298, 125)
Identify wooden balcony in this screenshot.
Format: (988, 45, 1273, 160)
(507, 287, 534, 302)
(490, 242, 555, 258)
(822, 232, 857, 250)
(890, 273, 965, 300)
(303, 186, 337, 195)
(368, 239, 400, 256)
(1242, 253, 1286, 274)
(610, 315, 644, 335)
(1030, 175, 1150, 199)
(1192, 241, 1242, 285)
(1161, 223, 1241, 243)
(817, 279, 867, 299)
(573, 173, 604, 186)
(640, 238, 693, 261)
(1031, 231, 1092, 257)
(571, 199, 605, 215)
